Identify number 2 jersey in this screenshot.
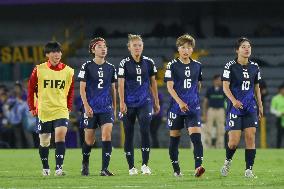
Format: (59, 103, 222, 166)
(118, 56, 157, 108)
(164, 58, 202, 115)
(77, 60, 117, 113)
(222, 59, 261, 116)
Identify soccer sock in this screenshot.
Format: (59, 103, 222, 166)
(39, 146, 49, 169)
(55, 142, 65, 170)
(226, 145, 237, 161)
(124, 136, 134, 169)
(82, 143, 92, 164)
(169, 136, 180, 173)
(190, 133, 203, 169)
(245, 149, 256, 170)
(102, 141, 112, 171)
(140, 127, 150, 165)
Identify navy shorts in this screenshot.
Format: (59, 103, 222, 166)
(81, 112, 114, 129)
(167, 110, 201, 130)
(225, 112, 258, 131)
(121, 103, 152, 129)
(37, 118, 69, 134)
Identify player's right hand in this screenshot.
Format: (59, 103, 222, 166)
(84, 104, 93, 118)
(120, 102, 127, 114)
(232, 99, 243, 109)
(178, 101, 189, 113)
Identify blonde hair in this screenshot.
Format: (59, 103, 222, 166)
(176, 34, 195, 48)
(127, 34, 143, 47)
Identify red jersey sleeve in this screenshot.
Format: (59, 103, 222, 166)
(27, 67, 38, 111)
(67, 77, 74, 111)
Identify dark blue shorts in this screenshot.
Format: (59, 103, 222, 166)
(121, 103, 152, 129)
(225, 112, 258, 131)
(37, 118, 69, 134)
(167, 110, 201, 130)
(81, 112, 114, 129)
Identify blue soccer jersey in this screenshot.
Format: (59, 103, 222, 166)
(164, 58, 202, 115)
(222, 59, 261, 116)
(77, 60, 117, 113)
(118, 55, 157, 107)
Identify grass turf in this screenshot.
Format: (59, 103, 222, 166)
(0, 148, 283, 189)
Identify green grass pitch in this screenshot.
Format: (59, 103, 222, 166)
(0, 149, 283, 189)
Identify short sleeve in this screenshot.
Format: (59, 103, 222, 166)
(222, 63, 231, 82)
(118, 59, 126, 78)
(148, 60, 157, 77)
(112, 67, 118, 83)
(164, 61, 173, 82)
(254, 67, 261, 84)
(77, 62, 88, 82)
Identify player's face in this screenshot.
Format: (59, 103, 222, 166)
(236, 41, 251, 58)
(178, 43, 193, 60)
(93, 41, 107, 58)
(46, 51, 62, 65)
(213, 77, 222, 87)
(128, 39, 143, 57)
(280, 88, 284, 95)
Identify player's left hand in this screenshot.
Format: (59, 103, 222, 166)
(258, 105, 263, 120)
(153, 103, 160, 115)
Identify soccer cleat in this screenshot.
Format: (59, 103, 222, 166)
(173, 171, 183, 177)
(245, 169, 257, 178)
(141, 164, 151, 175)
(195, 166, 205, 177)
(129, 167, 138, 175)
(220, 159, 232, 177)
(42, 169, 50, 176)
(100, 169, 115, 176)
(81, 163, 89, 176)
(55, 169, 65, 176)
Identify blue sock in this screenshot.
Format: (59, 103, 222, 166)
(102, 141, 112, 171)
(82, 143, 92, 164)
(55, 142, 65, 170)
(39, 146, 49, 169)
(169, 136, 180, 173)
(226, 145, 236, 161)
(245, 149, 256, 170)
(190, 133, 203, 169)
(124, 135, 134, 169)
(140, 127, 150, 165)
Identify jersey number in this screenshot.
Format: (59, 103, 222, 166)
(242, 81, 250, 91)
(184, 79, 192, 89)
(137, 76, 142, 85)
(98, 79, 103, 89)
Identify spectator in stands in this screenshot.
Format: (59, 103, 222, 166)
(202, 74, 226, 148)
(3, 82, 34, 148)
(270, 83, 284, 148)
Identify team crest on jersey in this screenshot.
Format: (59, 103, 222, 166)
(185, 70, 190, 77)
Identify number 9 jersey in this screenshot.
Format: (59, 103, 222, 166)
(222, 59, 262, 116)
(77, 60, 117, 113)
(164, 58, 202, 115)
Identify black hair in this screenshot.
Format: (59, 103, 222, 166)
(279, 83, 284, 91)
(235, 37, 251, 50)
(44, 41, 62, 54)
(88, 37, 106, 56)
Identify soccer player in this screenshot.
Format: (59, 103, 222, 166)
(28, 41, 74, 176)
(220, 37, 263, 178)
(164, 34, 205, 177)
(77, 37, 117, 176)
(118, 34, 160, 175)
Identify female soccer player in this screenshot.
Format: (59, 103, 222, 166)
(220, 37, 263, 178)
(164, 34, 205, 177)
(78, 37, 117, 176)
(28, 41, 74, 176)
(118, 34, 160, 175)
